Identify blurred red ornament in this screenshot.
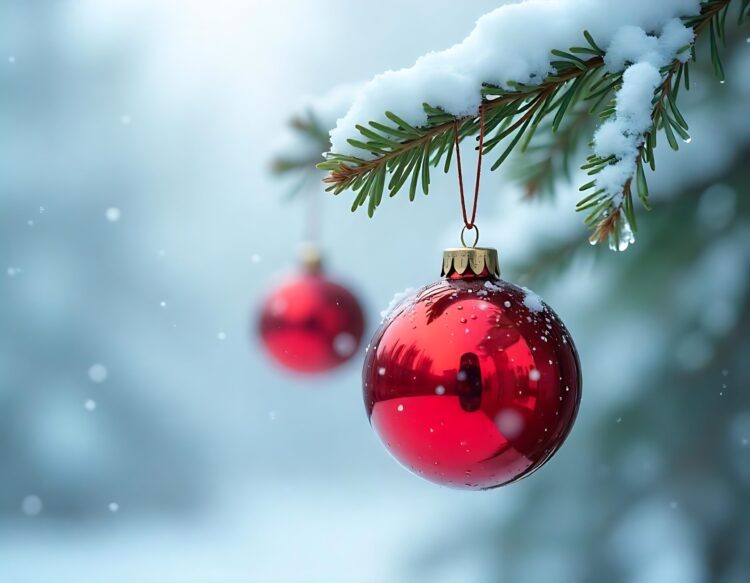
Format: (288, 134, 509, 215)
(363, 247, 581, 489)
(259, 249, 365, 374)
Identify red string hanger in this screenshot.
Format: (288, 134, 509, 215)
(304, 183, 321, 247)
(453, 106, 486, 248)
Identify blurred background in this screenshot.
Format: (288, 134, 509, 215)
(1, 1, 749, 581)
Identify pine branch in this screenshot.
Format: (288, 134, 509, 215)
(319, 0, 745, 247)
(319, 55, 605, 214)
(580, 61, 682, 250)
(270, 114, 330, 176)
(583, 0, 736, 250)
(517, 139, 750, 283)
(512, 106, 594, 199)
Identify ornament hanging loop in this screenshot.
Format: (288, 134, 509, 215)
(460, 225, 480, 248)
(454, 106, 486, 247)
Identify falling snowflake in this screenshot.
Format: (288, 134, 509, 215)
(333, 332, 357, 357)
(21, 495, 43, 517)
(105, 207, 121, 222)
(88, 364, 108, 383)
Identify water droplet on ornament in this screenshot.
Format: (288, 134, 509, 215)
(457, 371, 467, 382)
(460, 317, 467, 323)
(378, 367, 386, 376)
(435, 385, 445, 395)
(504, 301, 511, 308)
(529, 369, 541, 381)
(397, 404, 404, 412)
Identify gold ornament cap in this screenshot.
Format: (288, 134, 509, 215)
(299, 242, 323, 273)
(441, 246, 500, 278)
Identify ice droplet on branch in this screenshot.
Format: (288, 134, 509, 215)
(609, 217, 636, 252)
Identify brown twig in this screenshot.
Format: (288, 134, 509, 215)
(323, 58, 604, 187)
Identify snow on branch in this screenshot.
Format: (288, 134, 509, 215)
(316, 0, 748, 251)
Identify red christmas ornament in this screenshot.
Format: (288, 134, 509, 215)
(259, 249, 365, 374)
(363, 247, 581, 489)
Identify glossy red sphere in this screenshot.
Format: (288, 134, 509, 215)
(259, 271, 365, 374)
(363, 272, 581, 489)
